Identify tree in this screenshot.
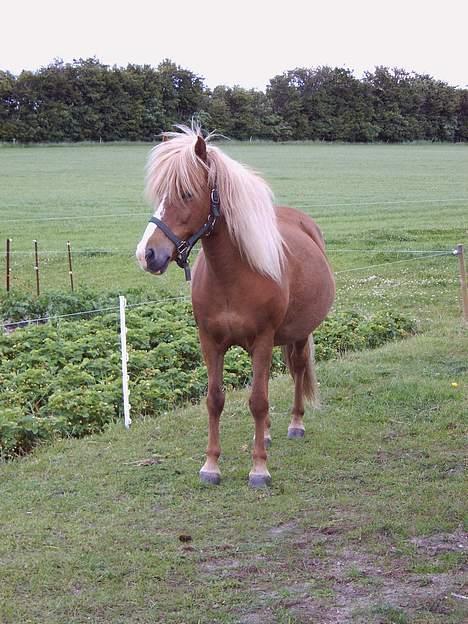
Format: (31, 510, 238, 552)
(0, 59, 465, 143)
(157, 59, 206, 129)
(364, 67, 461, 142)
(455, 89, 468, 141)
(0, 71, 18, 141)
(267, 71, 309, 139)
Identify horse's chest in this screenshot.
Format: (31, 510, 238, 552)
(197, 309, 257, 347)
(192, 273, 286, 348)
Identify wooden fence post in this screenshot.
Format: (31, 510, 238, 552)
(455, 243, 468, 325)
(67, 241, 74, 292)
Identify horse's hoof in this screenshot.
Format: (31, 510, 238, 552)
(288, 427, 305, 439)
(199, 470, 221, 485)
(248, 473, 272, 488)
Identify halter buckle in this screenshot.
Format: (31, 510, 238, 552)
(177, 240, 189, 257)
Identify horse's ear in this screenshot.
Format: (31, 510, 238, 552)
(195, 135, 207, 163)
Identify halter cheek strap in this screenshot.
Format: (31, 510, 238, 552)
(149, 188, 220, 281)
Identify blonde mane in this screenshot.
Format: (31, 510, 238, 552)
(145, 126, 285, 282)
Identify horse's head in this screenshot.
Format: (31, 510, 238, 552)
(136, 133, 213, 275)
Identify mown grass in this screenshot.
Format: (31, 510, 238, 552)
(1, 143, 467, 314)
(0, 321, 466, 623)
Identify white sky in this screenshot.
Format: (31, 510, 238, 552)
(1, 0, 467, 89)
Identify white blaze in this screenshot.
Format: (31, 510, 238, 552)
(135, 198, 166, 269)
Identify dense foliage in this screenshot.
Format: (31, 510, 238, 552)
(0, 288, 160, 324)
(0, 291, 416, 457)
(1, 58, 466, 143)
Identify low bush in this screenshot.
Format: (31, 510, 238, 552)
(0, 293, 415, 457)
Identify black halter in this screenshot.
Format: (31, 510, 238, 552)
(149, 188, 220, 281)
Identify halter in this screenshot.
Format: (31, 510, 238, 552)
(149, 188, 220, 281)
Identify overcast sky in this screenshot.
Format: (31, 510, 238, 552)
(2, 0, 466, 89)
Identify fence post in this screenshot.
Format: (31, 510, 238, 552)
(119, 295, 132, 429)
(455, 243, 468, 325)
(33, 239, 40, 296)
(67, 241, 74, 292)
(6, 238, 12, 292)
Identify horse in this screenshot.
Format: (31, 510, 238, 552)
(136, 126, 335, 487)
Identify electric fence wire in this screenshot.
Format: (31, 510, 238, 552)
(0, 196, 467, 224)
(0, 294, 191, 330)
(334, 251, 454, 275)
(3, 247, 457, 256)
(1, 251, 456, 330)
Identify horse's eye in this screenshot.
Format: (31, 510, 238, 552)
(181, 191, 193, 202)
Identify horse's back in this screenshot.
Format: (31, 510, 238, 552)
(276, 206, 326, 253)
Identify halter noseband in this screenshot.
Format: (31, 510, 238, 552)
(149, 188, 220, 281)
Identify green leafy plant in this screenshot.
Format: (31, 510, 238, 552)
(0, 293, 416, 458)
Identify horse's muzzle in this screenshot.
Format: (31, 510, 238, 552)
(144, 247, 171, 275)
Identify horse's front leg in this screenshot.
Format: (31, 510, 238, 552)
(199, 332, 225, 485)
(249, 336, 274, 488)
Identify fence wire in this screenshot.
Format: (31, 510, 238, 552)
(1, 196, 467, 224)
(334, 251, 454, 275)
(1, 250, 458, 330)
(3, 247, 456, 256)
(0, 294, 191, 330)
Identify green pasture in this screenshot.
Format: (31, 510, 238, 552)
(0, 142, 467, 623)
(1, 142, 467, 323)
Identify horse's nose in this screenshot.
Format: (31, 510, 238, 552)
(145, 246, 171, 274)
(145, 247, 155, 263)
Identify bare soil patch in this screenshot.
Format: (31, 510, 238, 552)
(201, 522, 467, 623)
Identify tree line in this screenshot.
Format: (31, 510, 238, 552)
(1, 58, 467, 143)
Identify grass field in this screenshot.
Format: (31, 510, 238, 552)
(0, 142, 467, 623)
(1, 142, 467, 319)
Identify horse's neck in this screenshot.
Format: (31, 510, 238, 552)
(201, 219, 244, 283)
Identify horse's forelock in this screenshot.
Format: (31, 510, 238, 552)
(145, 130, 209, 206)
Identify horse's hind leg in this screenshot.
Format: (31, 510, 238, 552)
(199, 334, 225, 485)
(254, 407, 272, 448)
(286, 336, 319, 439)
(264, 414, 272, 448)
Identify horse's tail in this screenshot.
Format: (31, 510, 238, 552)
(281, 335, 320, 408)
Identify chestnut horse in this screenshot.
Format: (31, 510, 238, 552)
(136, 126, 335, 487)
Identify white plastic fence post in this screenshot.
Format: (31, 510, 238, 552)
(119, 295, 132, 429)
(455, 243, 468, 325)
